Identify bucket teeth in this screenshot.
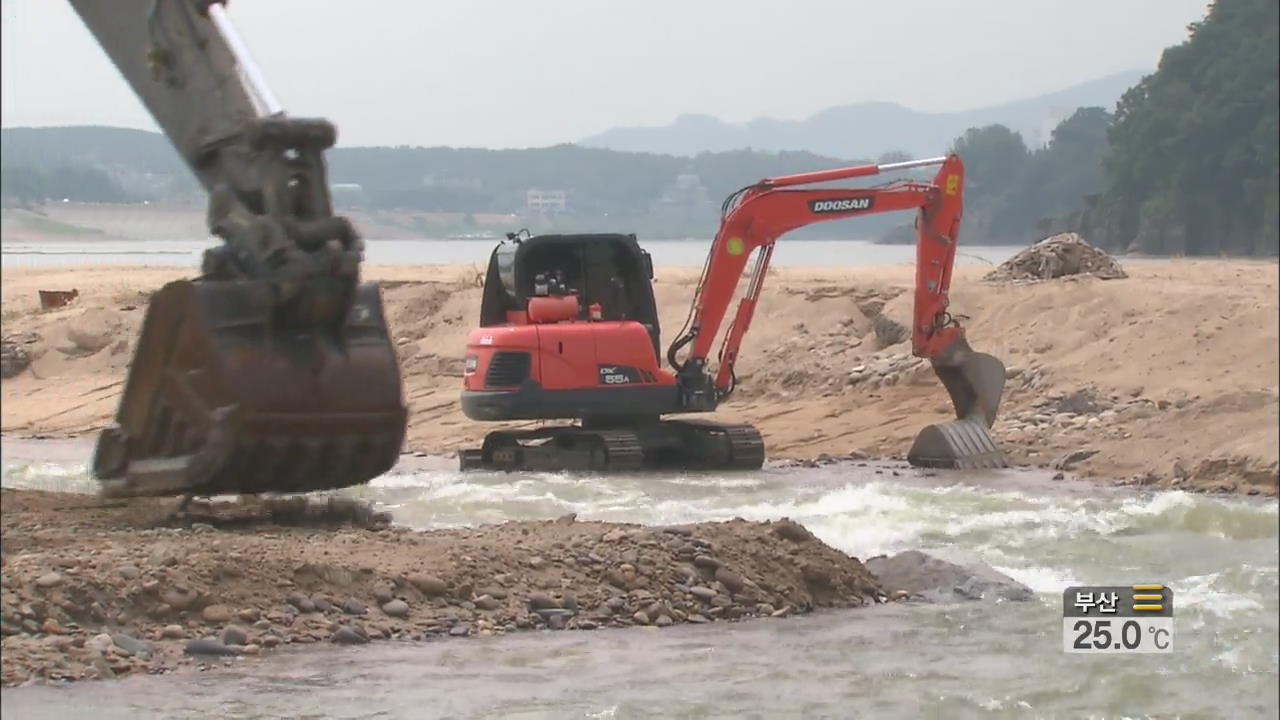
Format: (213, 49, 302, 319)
(907, 418, 1008, 470)
(910, 336, 1009, 470)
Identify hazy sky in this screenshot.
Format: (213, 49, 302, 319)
(2, 0, 1209, 148)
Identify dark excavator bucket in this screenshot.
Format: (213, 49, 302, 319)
(91, 279, 407, 499)
(907, 336, 1008, 470)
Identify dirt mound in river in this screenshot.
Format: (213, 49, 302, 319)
(0, 489, 884, 686)
(984, 233, 1128, 282)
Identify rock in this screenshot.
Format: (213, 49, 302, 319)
(260, 634, 282, 648)
(601, 529, 629, 543)
(313, 597, 334, 613)
(372, 586, 394, 605)
(892, 590, 911, 601)
(342, 598, 368, 615)
(35, 572, 64, 589)
(241, 644, 261, 656)
(86, 633, 114, 653)
(161, 587, 200, 610)
(237, 608, 261, 623)
(864, 550, 1034, 603)
(687, 614, 709, 624)
(118, 565, 141, 581)
(39, 618, 62, 634)
(201, 604, 233, 623)
(527, 556, 547, 570)
(1, 341, 32, 378)
(221, 625, 250, 646)
(111, 633, 153, 658)
(407, 574, 449, 597)
(332, 626, 369, 645)
(473, 594, 500, 611)
(527, 594, 560, 611)
(771, 518, 814, 543)
(693, 555, 720, 571)
(714, 567, 749, 594)
(286, 592, 315, 613)
(654, 614, 673, 627)
(632, 610, 650, 625)
(689, 586, 717, 602)
(448, 624, 470, 637)
(381, 599, 410, 617)
(184, 638, 240, 656)
(161, 624, 186, 639)
(1052, 448, 1099, 471)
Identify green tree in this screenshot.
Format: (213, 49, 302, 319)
(950, 124, 1030, 241)
(1094, 0, 1279, 255)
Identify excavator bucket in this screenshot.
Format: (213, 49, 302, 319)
(907, 336, 1008, 470)
(91, 279, 407, 499)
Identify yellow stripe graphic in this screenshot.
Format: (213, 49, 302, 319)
(1133, 604, 1164, 612)
(1132, 585, 1164, 591)
(1133, 594, 1164, 601)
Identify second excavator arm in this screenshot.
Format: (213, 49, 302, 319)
(666, 154, 1007, 470)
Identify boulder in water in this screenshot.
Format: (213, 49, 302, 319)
(985, 233, 1127, 283)
(865, 550, 1035, 603)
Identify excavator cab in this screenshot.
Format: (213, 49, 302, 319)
(477, 233, 662, 359)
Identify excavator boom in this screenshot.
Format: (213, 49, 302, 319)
(68, 0, 407, 498)
(668, 154, 1007, 470)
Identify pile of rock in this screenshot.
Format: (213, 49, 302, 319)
(984, 233, 1128, 283)
(0, 340, 31, 379)
(0, 490, 890, 686)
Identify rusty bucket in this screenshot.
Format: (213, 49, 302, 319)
(38, 289, 80, 310)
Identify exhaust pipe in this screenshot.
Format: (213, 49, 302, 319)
(907, 336, 1008, 470)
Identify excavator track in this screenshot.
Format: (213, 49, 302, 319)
(460, 420, 764, 474)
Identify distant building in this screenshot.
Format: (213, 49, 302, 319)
(330, 182, 367, 207)
(526, 188, 567, 213)
(656, 173, 710, 207)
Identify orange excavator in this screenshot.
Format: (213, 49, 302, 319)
(459, 155, 1007, 473)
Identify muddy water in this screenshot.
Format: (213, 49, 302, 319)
(2, 440, 1277, 719)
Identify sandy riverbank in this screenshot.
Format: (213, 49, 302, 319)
(2, 259, 1277, 495)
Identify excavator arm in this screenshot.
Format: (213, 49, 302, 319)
(667, 154, 1007, 470)
(68, 1, 407, 499)
(68, 0, 358, 307)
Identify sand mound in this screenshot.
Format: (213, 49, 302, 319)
(984, 233, 1128, 282)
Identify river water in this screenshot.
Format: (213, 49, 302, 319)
(0, 237, 1027, 270)
(1, 443, 1277, 719)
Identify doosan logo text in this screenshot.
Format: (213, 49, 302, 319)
(809, 197, 874, 213)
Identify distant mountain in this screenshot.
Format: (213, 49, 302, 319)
(0, 125, 185, 175)
(579, 69, 1148, 159)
